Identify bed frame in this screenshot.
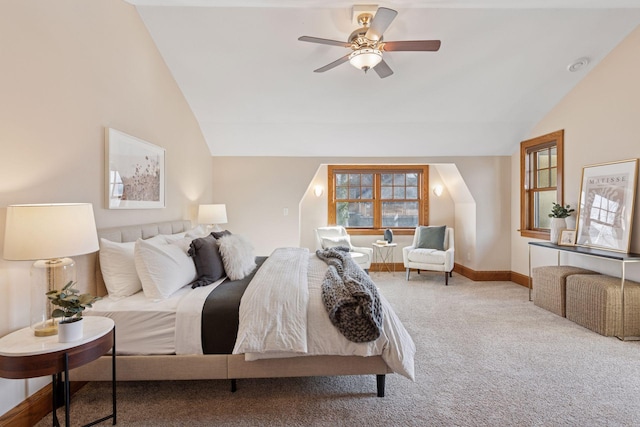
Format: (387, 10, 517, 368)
(69, 220, 392, 396)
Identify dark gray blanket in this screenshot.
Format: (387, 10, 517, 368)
(200, 256, 267, 354)
(315, 247, 383, 343)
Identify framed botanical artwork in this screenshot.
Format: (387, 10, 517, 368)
(105, 128, 165, 209)
(575, 158, 638, 252)
(558, 229, 576, 246)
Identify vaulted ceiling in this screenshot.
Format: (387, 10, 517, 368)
(127, 1, 640, 157)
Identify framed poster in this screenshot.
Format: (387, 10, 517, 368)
(106, 128, 165, 209)
(575, 158, 638, 252)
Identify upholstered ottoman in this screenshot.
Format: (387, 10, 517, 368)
(532, 265, 598, 317)
(566, 274, 640, 337)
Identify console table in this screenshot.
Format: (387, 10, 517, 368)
(0, 316, 116, 427)
(528, 241, 640, 340)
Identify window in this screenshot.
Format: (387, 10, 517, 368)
(328, 165, 429, 235)
(520, 130, 564, 239)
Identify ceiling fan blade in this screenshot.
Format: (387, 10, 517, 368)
(373, 59, 394, 79)
(382, 40, 442, 52)
(298, 36, 351, 48)
(314, 54, 350, 73)
(365, 7, 398, 41)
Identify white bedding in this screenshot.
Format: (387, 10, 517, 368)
(85, 288, 187, 355)
(233, 250, 416, 380)
(233, 247, 310, 355)
(88, 248, 416, 381)
(85, 277, 226, 355)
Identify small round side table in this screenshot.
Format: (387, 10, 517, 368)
(0, 316, 116, 427)
(372, 242, 398, 273)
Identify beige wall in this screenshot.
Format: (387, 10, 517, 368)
(511, 25, 640, 279)
(298, 163, 457, 263)
(0, 0, 213, 416)
(211, 155, 512, 271)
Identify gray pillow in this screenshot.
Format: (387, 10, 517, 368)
(417, 226, 446, 250)
(187, 234, 226, 288)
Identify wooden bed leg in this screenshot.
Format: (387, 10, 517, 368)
(230, 379, 237, 393)
(376, 374, 385, 398)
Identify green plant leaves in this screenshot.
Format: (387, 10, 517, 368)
(46, 281, 101, 322)
(548, 202, 575, 218)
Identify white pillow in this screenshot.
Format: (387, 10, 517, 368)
(321, 235, 352, 250)
(217, 234, 256, 280)
(169, 235, 197, 253)
(186, 225, 208, 238)
(134, 236, 197, 299)
(159, 227, 205, 252)
(99, 238, 142, 298)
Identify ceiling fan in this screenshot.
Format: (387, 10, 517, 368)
(298, 6, 441, 79)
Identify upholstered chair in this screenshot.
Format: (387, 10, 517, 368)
(403, 226, 454, 285)
(315, 226, 373, 271)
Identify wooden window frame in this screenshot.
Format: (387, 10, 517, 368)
(520, 130, 564, 239)
(328, 165, 429, 236)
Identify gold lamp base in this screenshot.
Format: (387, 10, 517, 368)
(31, 257, 74, 338)
(33, 319, 58, 337)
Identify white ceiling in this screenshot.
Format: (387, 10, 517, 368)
(129, 1, 640, 157)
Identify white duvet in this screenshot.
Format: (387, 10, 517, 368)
(233, 247, 310, 355)
(232, 248, 416, 380)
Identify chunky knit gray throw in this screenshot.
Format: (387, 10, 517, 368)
(315, 247, 383, 343)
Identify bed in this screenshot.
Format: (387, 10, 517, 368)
(69, 220, 415, 397)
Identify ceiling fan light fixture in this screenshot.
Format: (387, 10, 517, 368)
(299, 7, 439, 78)
(349, 48, 382, 72)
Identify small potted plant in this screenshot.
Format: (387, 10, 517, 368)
(46, 281, 101, 342)
(548, 203, 575, 219)
(548, 203, 575, 244)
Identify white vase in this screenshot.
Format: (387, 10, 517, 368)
(58, 318, 84, 343)
(549, 217, 567, 244)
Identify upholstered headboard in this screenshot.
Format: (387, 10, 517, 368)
(90, 220, 192, 297)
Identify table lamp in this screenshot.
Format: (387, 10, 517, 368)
(198, 204, 228, 232)
(3, 203, 99, 336)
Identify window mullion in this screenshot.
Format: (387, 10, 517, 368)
(373, 173, 381, 229)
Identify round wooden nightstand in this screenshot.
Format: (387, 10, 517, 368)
(0, 316, 116, 427)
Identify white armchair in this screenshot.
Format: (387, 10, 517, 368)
(315, 226, 373, 272)
(403, 227, 455, 285)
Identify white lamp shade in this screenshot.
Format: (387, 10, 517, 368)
(3, 203, 99, 261)
(198, 204, 228, 225)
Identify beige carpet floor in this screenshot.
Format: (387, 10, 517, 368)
(37, 271, 640, 426)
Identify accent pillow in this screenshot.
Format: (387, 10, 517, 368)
(211, 230, 232, 240)
(188, 234, 226, 288)
(321, 235, 352, 250)
(134, 236, 198, 299)
(98, 238, 142, 298)
(216, 234, 256, 280)
(417, 225, 446, 251)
